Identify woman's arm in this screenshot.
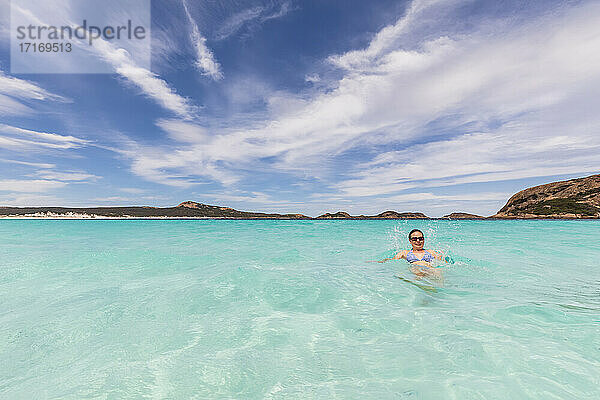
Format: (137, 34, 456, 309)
(369, 250, 406, 263)
(394, 250, 407, 260)
(383, 250, 407, 262)
(430, 250, 448, 262)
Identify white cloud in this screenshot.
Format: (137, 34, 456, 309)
(215, 6, 264, 40)
(261, 1, 295, 22)
(0, 193, 64, 207)
(93, 38, 196, 118)
(6, 2, 195, 118)
(305, 191, 512, 217)
(338, 106, 600, 198)
(0, 179, 67, 192)
(90, 196, 138, 203)
(214, 1, 295, 40)
(119, 187, 146, 194)
(182, 0, 223, 80)
(0, 71, 66, 101)
(204, 191, 281, 205)
(0, 94, 33, 115)
(327, 0, 456, 70)
(304, 74, 321, 83)
(0, 70, 68, 116)
(155, 119, 207, 143)
(0, 159, 56, 169)
(384, 191, 511, 203)
(0, 123, 89, 149)
(34, 171, 99, 181)
(116, 0, 600, 217)
(0, 124, 88, 145)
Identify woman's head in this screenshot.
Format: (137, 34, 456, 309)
(408, 229, 425, 249)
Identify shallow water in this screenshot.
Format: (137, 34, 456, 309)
(1, 220, 599, 399)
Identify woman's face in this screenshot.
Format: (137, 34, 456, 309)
(409, 232, 425, 249)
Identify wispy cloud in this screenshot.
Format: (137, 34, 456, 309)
(215, 1, 296, 40)
(0, 70, 66, 101)
(0, 159, 56, 169)
(304, 74, 321, 83)
(261, 1, 295, 22)
(327, 0, 453, 71)
(118, 0, 600, 218)
(7, 2, 196, 118)
(6, 0, 595, 216)
(0, 179, 67, 192)
(215, 7, 263, 40)
(119, 187, 146, 194)
(203, 191, 280, 205)
(0, 193, 65, 207)
(182, 0, 223, 80)
(92, 38, 197, 118)
(0, 69, 68, 115)
(0, 123, 89, 149)
(34, 170, 99, 182)
(308, 191, 512, 216)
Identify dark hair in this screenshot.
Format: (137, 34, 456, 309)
(408, 229, 423, 239)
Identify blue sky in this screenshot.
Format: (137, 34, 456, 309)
(0, 0, 599, 217)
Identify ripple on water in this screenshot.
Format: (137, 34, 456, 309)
(1, 220, 599, 399)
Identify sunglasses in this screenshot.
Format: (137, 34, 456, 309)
(410, 236, 425, 242)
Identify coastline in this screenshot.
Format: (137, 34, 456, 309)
(3, 173, 600, 220)
(1, 215, 597, 220)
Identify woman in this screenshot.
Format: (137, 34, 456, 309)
(378, 229, 444, 278)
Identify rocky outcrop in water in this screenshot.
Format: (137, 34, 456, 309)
(315, 211, 352, 219)
(372, 211, 428, 219)
(493, 174, 600, 218)
(443, 212, 485, 219)
(314, 210, 429, 219)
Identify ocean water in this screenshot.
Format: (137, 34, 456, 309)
(1, 220, 599, 399)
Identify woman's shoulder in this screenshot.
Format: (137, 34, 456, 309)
(426, 249, 444, 258)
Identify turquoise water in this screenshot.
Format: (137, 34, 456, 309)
(1, 220, 599, 399)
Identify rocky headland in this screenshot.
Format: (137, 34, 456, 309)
(0, 202, 311, 219)
(492, 174, 600, 219)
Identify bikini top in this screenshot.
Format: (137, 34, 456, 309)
(406, 250, 435, 263)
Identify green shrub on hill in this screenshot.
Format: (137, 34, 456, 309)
(530, 198, 599, 216)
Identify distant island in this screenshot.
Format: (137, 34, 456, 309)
(1, 174, 599, 219)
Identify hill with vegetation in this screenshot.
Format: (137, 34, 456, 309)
(493, 174, 600, 218)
